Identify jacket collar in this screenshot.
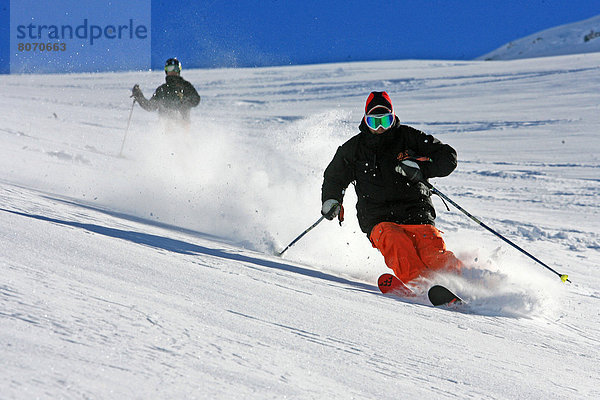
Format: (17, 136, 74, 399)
(166, 75, 183, 84)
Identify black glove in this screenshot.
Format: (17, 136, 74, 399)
(131, 84, 142, 100)
(395, 160, 424, 182)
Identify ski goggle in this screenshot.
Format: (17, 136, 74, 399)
(165, 63, 181, 73)
(365, 113, 394, 130)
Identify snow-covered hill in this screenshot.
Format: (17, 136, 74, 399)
(479, 14, 600, 60)
(1, 54, 599, 398)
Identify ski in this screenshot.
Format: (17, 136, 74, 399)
(428, 285, 463, 306)
(378, 275, 464, 308)
(377, 273, 416, 297)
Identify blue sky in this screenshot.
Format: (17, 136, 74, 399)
(152, 0, 600, 68)
(2, 0, 600, 73)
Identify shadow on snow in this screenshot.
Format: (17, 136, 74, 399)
(2, 207, 536, 318)
(1, 208, 375, 295)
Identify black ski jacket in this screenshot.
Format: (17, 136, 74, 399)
(321, 117, 457, 235)
(136, 75, 200, 121)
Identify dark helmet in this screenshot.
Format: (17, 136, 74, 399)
(365, 91, 393, 115)
(364, 91, 395, 131)
(164, 58, 182, 74)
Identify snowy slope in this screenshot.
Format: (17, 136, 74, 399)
(479, 14, 600, 60)
(1, 54, 599, 398)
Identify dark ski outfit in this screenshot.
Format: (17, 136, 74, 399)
(133, 75, 200, 122)
(321, 91, 463, 284)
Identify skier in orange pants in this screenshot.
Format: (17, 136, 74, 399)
(321, 91, 463, 285)
(369, 222, 463, 284)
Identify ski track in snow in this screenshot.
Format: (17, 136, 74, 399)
(1, 55, 599, 398)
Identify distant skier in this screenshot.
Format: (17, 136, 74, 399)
(321, 91, 463, 285)
(131, 58, 200, 130)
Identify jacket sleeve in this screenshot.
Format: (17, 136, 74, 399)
(183, 81, 200, 107)
(321, 143, 355, 203)
(405, 127, 457, 178)
(136, 88, 159, 112)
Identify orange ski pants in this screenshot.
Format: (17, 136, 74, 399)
(369, 222, 463, 284)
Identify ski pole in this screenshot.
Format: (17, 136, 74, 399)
(423, 181, 570, 283)
(119, 99, 136, 157)
(277, 215, 325, 256)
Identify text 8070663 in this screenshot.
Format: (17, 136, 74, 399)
(18, 43, 67, 52)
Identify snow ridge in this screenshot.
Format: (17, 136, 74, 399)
(479, 14, 600, 60)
